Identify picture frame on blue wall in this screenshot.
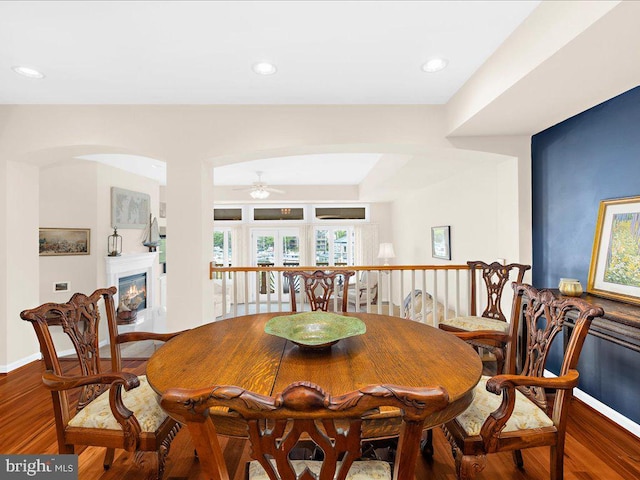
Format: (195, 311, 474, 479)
(587, 195, 640, 305)
(431, 225, 451, 260)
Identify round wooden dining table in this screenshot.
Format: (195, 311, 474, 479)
(147, 312, 482, 439)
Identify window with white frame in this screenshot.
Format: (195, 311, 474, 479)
(314, 227, 355, 266)
(213, 228, 233, 266)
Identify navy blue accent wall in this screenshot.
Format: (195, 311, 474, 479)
(532, 86, 640, 288)
(531, 86, 640, 424)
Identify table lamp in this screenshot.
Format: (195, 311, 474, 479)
(377, 243, 396, 266)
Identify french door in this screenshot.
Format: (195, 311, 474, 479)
(251, 228, 300, 301)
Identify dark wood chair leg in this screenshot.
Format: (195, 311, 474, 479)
(512, 449, 524, 468)
(550, 442, 565, 480)
(103, 448, 115, 470)
(421, 429, 434, 460)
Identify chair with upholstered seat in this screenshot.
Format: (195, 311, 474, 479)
(439, 260, 530, 372)
(20, 287, 183, 480)
(425, 283, 604, 480)
(162, 380, 449, 480)
(284, 270, 355, 312)
(340, 270, 379, 311)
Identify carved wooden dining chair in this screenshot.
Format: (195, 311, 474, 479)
(162, 380, 449, 480)
(20, 287, 183, 480)
(283, 270, 355, 312)
(439, 260, 530, 373)
(425, 283, 604, 480)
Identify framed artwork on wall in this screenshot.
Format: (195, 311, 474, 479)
(39, 228, 90, 256)
(587, 195, 640, 305)
(431, 225, 451, 260)
(111, 187, 150, 229)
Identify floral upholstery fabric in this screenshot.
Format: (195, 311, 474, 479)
(68, 375, 167, 432)
(249, 459, 390, 480)
(456, 376, 554, 437)
(440, 315, 509, 332)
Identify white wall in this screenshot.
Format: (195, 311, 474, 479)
(39, 162, 98, 303)
(35, 160, 160, 356)
(389, 154, 520, 313)
(1, 161, 40, 372)
(39, 160, 160, 303)
(391, 161, 514, 265)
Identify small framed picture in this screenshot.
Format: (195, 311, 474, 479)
(431, 225, 451, 260)
(39, 228, 90, 256)
(53, 281, 71, 293)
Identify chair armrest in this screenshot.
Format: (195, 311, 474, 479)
(478, 370, 579, 452)
(42, 370, 143, 451)
(115, 330, 186, 345)
(42, 370, 140, 391)
(486, 370, 579, 394)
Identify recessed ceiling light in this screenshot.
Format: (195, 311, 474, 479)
(12, 65, 45, 79)
(421, 57, 448, 73)
(252, 62, 277, 76)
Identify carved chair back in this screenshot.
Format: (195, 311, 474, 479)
(21, 287, 184, 479)
(507, 283, 601, 414)
(435, 284, 604, 480)
(469, 261, 531, 321)
(162, 381, 449, 480)
(283, 270, 355, 312)
(20, 287, 118, 417)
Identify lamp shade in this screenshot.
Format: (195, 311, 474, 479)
(377, 243, 396, 261)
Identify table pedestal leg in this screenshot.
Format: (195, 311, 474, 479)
(186, 417, 229, 480)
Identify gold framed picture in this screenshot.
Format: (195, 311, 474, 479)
(39, 228, 90, 256)
(587, 195, 640, 305)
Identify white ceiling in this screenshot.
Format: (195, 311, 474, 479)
(5, 1, 637, 189)
(213, 154, 382, 186)
(5, 0, 538, 186)
(0, 1, 539, 105)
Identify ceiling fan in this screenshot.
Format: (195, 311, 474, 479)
(234, 171, 285, 199)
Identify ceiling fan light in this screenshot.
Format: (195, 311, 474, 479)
(250, 189, 270, 199)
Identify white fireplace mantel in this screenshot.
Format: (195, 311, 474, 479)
(105, 252, 158, 316)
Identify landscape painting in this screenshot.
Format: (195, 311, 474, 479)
(603, 212, 640, 287)
(39, 228, 90, 256)
(588, 195, 640, 304)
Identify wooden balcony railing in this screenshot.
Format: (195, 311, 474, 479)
(210, 264, 484, 326)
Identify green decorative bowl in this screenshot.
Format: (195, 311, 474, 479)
(265, 312, 366, 350)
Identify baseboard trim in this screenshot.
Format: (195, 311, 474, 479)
(573, 387, 640, 439)
(545, 369, 640, 438)
(1, 340, 109, 374)
(0, 352, 41, 374)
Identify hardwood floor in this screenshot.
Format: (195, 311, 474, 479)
(2, 359, 640, 480)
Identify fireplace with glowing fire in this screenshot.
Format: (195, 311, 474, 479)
(105, 252, 158, 330)
(119, 272, 147, 311)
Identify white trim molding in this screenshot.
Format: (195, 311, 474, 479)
(545, 369, 640, 438)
